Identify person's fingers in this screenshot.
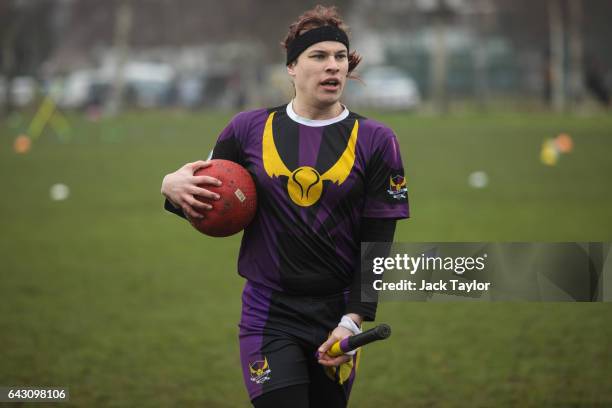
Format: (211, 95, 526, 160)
(318, 352, 334, 361)
(181, 203, 203, 219)
(180, 160, 207, 173)
(191, 175, 222, 187)
(190, 186, 219, 200)
(190, 160, 212, 172)
(317, 336, 338, 354)
(189, 186, 220, 201)
(185, 195, 212, 211)
(318, 354, 350, 367)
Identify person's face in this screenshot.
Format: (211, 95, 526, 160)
(287, 41, 349, 107)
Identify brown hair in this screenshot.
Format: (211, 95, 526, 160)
(281, 5, 362, 74)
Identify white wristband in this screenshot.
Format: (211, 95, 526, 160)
(337, 316, 362, 356)
(338, 315, 362, 335)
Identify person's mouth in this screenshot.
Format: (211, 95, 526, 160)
(320, 78, 341, 92)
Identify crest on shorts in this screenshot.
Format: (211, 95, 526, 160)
(249, 357, 271, 384)
(387, 175, 407, 200)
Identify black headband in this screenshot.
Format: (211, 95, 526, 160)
(286, 25, 349, 65)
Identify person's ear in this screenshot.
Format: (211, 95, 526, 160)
(287, 62, 296, 78)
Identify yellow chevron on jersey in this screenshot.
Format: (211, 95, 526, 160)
(262, 111, 359, 207)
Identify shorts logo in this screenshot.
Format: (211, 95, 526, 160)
(387, 175, 407, 200)
(249, 357, 271, 384)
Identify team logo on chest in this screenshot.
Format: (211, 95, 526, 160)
(262, 112, 359, 207)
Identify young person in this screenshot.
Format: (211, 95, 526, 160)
(161, 5, 409, 407)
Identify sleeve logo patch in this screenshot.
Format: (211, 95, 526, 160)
(387, 175, 407, 200)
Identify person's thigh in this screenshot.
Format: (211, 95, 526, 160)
(240, 329, 310, 402)
(252, 384, 309, 408)
(239, 283, 312, 401)
(307, 358, 350, 408)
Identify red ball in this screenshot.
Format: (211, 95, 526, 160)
(188, 159, 257, 237)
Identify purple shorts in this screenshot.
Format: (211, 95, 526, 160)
(238, 281, 358, 402)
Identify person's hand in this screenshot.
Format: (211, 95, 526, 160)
(161, 160, 222, 219)
(316, 326, 353, 367)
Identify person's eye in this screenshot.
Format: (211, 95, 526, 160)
(312, 54, 325, 60)
(336, 54, 347, 59)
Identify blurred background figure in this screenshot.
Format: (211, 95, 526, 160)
(584, 56, 611, 107)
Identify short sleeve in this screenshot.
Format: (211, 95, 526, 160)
(211, 117, 245, 166)
(362, 127, 410, 219)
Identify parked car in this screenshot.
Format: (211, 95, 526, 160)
(345, 66, 421, 110)
(57, 70, 100, 108)
(57, 62, 176, 109)
(0, 76, 37, 107)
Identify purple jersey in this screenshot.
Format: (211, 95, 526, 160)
(211, 102, 409, 306)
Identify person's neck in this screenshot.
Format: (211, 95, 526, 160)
(291, 97, 343, 120)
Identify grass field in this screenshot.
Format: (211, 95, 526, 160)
(1, 110, 611, 407)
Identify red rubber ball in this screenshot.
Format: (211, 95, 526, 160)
(188, 159, 257, 237)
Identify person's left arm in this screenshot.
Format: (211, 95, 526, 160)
(346, 217, 397, 322)
(318, 125, 409, 366)
(317, 217, 396, 367)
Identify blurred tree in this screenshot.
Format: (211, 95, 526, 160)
(568, 0, 584, 107)
(104, 0, 133, 117)
(0, 1, 22, 115)
(6, 0, 607, 111)
(549, 0, 566, 112)
(425, 1, 456, 114)
(51, 0, 353, 63)
(472, 0, 497, 110)
(494, 0, 611, 110)
(0, 0, 55, 115)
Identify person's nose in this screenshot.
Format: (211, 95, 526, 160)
(325, 56, 340, 73)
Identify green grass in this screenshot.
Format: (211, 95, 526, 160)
(1, 110, 611, 407)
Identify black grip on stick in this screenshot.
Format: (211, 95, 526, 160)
(327, 324, 392, 357)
